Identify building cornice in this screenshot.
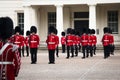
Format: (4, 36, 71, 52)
(23, 0, 120, 6)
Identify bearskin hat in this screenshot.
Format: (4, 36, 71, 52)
(26, 30, 30, 36)
(88, 29, 91, 34)
(75, 31, 80, 36)
(15, 26, 21, 34)
(54, 28, 58, 35)
(71, 29, 75, 35)
(48, 26, 56, 34)
(0, 17, 13, 40)
(91, 29, 95, 34)
(61, 31, 65, 36)
(67, 28, 72, 34)
(30, 26, 37, 33)
(103, 27, 109, 33)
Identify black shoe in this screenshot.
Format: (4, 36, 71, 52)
(48, 62, 55, 64)
(82, 57, 85, 59)
(66, 57, 69, 59)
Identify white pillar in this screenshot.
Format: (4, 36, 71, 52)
(31, 7, 39, 35)
(24, 6, 32, 36)
(56, 5, 64, 39)
(89, 4, 96, 31)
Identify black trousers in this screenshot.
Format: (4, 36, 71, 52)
(30, 48, 38, 63)
(86, 46, 93, 57)
(93, 45, 96, 55)
(21, 46, 24, 57)
(18, 48, 21, 57)
(62, 44, 65, 53)
(75, 45, 78, 56)
(82, 45, 87, 58)
(78, 44, 81, 52)
(104, 45, 110, 58)
(26, 46, 29, 56)
(67, 45, 74, 58)
(48, 49, 55, 63)
(109, 44, 115, 54)
(56, 46, 59, 57)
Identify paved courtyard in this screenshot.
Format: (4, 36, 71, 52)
(16, 50, 120, 80)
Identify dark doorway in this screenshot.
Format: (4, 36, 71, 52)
(74, 20, 89, 36)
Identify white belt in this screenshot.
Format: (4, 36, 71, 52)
(48, 42, 55, 44)
(104, 40, 109, 42)
(31, 41, 37, 43)
(0, 62, 13, 64)
(67, 40, 72, 42)
(82, 40, 87, 42)
(14, 42, 20, 44)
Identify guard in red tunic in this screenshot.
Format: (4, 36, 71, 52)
(54, 29, 59, 57)
(81, 28, 88, 59)
(12, 26, 23, 57)
(46, 26, 57, 64)
(87, 29, 93, 57)
(25, 31, 30, 57)
(91, 29, 97, 55)
(109, 29, 115, 55)
(29, 26, 40, 64)
(101, 27, 110, 59)
(21, 32, 25, 57)
(66, 28, 74, 59)
(61, 32, 66, 53)
(0, 17, 21, 80)
(74, 31, 80, 57)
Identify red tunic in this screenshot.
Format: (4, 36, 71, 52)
(25, 36, 29, 47)
(88, 35, 93, 46)
(21, 35, 25, 47)
(61, 36, 66, 45)
(75, 35, 81, 45)
(102, 33, 110, 46)
(109, 34, 114, 45)
(0, 42, 21, 80)
(66, 34, 73, 46)
(55, 35, 59, 46)
(46, 34, 57, 50)
(12, 34, 23, 48)
(29, 34, 40, 48)
(92, 35, 97, 46)
(81, 34, 88, 46)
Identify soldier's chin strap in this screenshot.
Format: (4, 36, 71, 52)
(0, 43, 9, 55)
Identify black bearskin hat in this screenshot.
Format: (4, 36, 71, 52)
(88, 29, 91, 34)
(71, 29, 75, 35)
(30, 26, 37, 33)
(67, 28, 72, 34)
(26, 30, 30, 36)
(15, 26, 21, 34)
(0, 17, 13, 40)
(54, 28, 58, 35)
(91, 29, 95, 34)
(75, 31, 80, 36)
(61, 32, 65, 36)
(48, 26, 55, 34)
(103, 27, 109, 33)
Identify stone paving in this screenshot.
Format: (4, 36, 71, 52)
(16, 50, 120, 80)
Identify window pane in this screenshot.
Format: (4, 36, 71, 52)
(107, 11, 118, 34)
(48, 12, 56, 28)
(17, 13, 24, 34)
